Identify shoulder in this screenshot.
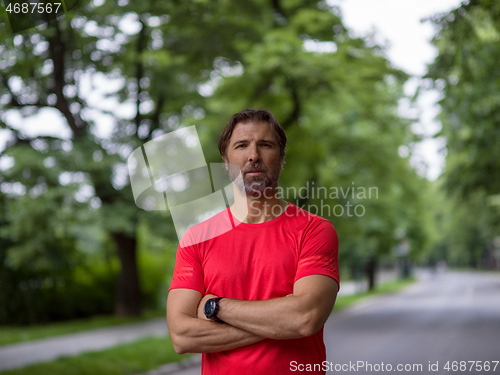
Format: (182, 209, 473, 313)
(282, 203, 338, 249)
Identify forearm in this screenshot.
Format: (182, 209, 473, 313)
(217, 295, 317, 340)
(169, 313, 265, 354)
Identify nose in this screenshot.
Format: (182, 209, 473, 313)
(247, 143, 260, 162)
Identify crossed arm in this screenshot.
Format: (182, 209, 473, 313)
(166, 275, 338, 354)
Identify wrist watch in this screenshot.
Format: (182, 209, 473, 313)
(204, 297, 225, 323)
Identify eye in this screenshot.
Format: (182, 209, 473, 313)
(235, 144, 246, 149)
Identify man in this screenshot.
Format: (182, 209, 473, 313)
(167, 108, 339, 374)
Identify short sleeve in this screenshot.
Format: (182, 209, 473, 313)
(168, 236, 205, 294)
(294, 218, 339, 286)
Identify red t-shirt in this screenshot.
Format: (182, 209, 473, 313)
(169, 203, 339, 375)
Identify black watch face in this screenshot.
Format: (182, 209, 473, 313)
(204, 299, 216, 317)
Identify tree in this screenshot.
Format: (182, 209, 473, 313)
(426, 0, 500, 197)
(425, 0, 500, 269)
(0, 0, 231, 316)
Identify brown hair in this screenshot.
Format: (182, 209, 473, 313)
(218, 108, 287, 160)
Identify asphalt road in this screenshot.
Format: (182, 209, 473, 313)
(165, 270, 500, 375)
(324, 270, 500, 374)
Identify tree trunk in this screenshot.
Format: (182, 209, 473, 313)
(365, 257, 377, 291)
(112, 232, 142, 316)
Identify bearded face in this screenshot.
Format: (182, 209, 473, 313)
(223, 121, 283, 198)
(227, 160, 282, 197)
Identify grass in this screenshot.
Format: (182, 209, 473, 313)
(0, 336, 188, 375)
(0, 311, 164, 347)
(333, 277, 416, 312)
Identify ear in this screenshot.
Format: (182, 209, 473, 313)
(222, 156, 229, 171)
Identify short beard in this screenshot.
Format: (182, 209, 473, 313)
(244, 175, 272, 197)
(227, 162, 281, 198)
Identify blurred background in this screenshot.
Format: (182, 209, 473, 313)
(0, 0, 499, 373)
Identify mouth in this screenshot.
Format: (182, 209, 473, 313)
(245, 169, 264, 176)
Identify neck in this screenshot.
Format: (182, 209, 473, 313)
(230, 186, 288, 224)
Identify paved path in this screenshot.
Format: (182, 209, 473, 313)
(0, 318, 167, 371)
(163, 270, 500, 375)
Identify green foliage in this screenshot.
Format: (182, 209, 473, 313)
(136, 222, 176, 311)
(425, 0, 500, 268)
(426, 0, 500, 197)
(0, 225, 117, 324)
(430, 186, 498, 268)
(0, 141, 117, 323)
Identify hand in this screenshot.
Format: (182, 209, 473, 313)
(197, 293, 218, 320)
